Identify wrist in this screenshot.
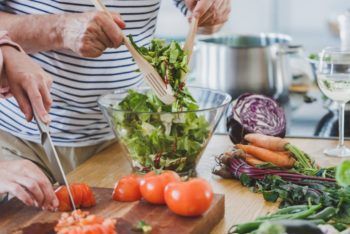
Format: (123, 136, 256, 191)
(1, 44, 21, 58)
(1, 45, 21, 72)
(49, 14, 68, 49)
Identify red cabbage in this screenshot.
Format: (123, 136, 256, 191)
(227, 93, 286, 144)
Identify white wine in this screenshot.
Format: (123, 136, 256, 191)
(317, 73, 350, 102)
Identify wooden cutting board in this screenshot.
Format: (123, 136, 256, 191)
(0, 188, 225, 234)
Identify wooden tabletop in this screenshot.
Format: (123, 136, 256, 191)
(67, 135, 348, 234)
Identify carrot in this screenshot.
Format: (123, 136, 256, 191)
(234, 150, 265, 167)
(236, 144, 295, 168)
(277, 151, 292, 157)
(245, 155, 265, 167)
(244, 133, 289, 151)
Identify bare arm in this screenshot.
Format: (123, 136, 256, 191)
(0, 11, 126, 56)
(0, 12, 64, 53)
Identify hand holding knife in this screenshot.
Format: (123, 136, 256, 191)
(34, 111, 76, 211)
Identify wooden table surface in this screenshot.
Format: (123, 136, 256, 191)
(67, 135, 348, 234)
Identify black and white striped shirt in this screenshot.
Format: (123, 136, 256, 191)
(0, 0, 187, 146)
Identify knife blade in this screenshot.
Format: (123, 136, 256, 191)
(34, 112, 76, 210)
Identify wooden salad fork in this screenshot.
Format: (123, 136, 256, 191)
(90, 0, 175, 105)
(182, 17, 199, 81)
(183, 17, 199, 63)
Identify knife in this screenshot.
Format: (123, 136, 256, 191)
(34, 112, 76, 210)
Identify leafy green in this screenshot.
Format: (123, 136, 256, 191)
(308, 53, 331, 62)
(133, 220, 152, 233)
(114, 90, 210, 174)
(112, 38, 210, 175)
(128, 36, 194, 110)
(238, 174, 350, 225)
(336, 160, 350, 187)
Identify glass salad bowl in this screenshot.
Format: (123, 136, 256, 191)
(98, 86, 232, 176)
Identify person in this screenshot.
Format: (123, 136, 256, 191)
(0, 31, 58, 210)
(0, 1, 231, 182)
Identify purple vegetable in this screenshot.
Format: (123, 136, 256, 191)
(213, 153, 336, 184)
(227, 93, 286, 144)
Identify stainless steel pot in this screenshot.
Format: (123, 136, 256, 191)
(189, 34, 312, 101)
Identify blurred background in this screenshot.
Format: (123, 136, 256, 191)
(155, 0, 350, 138)
(156, 0, 348, 51)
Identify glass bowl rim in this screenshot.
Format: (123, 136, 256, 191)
(98, 86, 232, 115)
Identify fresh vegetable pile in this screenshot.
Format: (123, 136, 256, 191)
(213, 134, 350, 233)
(112, 38, 210, 175)
(112, 170, 214, 217)
(230, 205, 349, 234)
(226, 162, 350, 234)
(52, 170, 214, 234)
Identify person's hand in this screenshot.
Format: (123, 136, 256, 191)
(184, 0, 231, 34)
(2, 46, 53, 123)
(0, 160, 58, 210)
(60, 11, 126, 58)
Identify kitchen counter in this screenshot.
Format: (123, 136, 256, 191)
(67, 134, 347, 233)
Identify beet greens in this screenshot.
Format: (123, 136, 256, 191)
(213, 151, 350, 223)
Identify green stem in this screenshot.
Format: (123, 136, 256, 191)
(286, 144, 318, 174)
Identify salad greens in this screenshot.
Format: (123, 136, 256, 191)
(128, 36, 194, 110)
(112, 38, 210, 175)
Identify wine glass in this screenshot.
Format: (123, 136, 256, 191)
(317, 47, 350, 157)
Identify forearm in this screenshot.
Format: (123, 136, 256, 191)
(0, 12, 65, 53)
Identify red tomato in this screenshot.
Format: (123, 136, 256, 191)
(55, 186, 71, 212)
(112, 174, 142, 202)
(80, 184, 96, 208)
(70, 183, 83, 208)
(164, 178, 213, 217)
(139, 170, 181, 205)
(55, 183, 96, 211)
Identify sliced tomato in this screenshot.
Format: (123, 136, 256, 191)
(55, 186, 72, 212)
(80, 184, 96, 208)
(55, 210, 116, 234)
(55, 183, 96, 211)
(70, 183, 84, 208)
